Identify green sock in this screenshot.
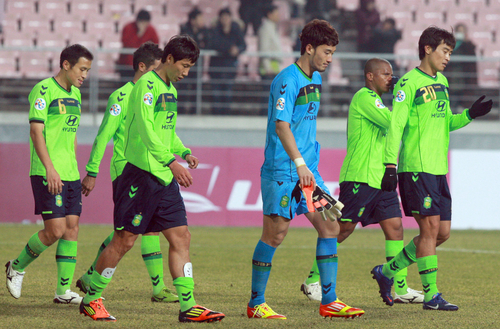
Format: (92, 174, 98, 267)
(12, 232, 49, 272)
(83, 270, 112, 304)
(417, 255, 439, 302)
(141, 235, 164, 295)
(55, 239, 78, 295)
(83, 232, 114, 281)
(305, 259, 320, 284)
(174, 277, 196, 312)
(382, 238, 417, 279)
(385, 240, 408, 295)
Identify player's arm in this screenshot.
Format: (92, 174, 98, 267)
(171, 133, 198, 169)
(276, 120, 315, 187)
(449, 95, 492, 131)
(30, 122, 63, 195)
(357, 94, 392, 131)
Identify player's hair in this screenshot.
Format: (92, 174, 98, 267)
(364, 58, 391, 76)
(59, 44, 93, 69)
(299, 19, 339, 55)
(133, 41, 163, 72)
(418, 26, 456, 60)
(136, 9, 151, 22)
(162, 35, 200, 64)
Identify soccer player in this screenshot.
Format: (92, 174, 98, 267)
(75, 42, 178, 303)
(372, 26, 492, 311)
(5, 45, 93, 304)
(247, 19, 364, 320)
(79, 35, 225, 323)
(301, 58, 424, 304)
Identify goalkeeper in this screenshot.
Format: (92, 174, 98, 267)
(247, 19, 364, 320)
(301, 58, 424, 305)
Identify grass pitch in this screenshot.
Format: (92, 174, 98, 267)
(1, 224, 499, 328)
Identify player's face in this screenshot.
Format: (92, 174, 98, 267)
(428, 41, 453, 72)
(373, 63, 393, 95)
(64, 57, 92, 88)
(310, 44, 336, 73)
(167, 57, 195, 82)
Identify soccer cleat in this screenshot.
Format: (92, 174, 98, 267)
(371, 265, 394, 306)
(319, 299, 365, 318)
(300, 280, 322, 301)
(5, 260, 25, 299)
(247, 302, 286, 319)
(151, 286, 179, 303)
(179, 305, 225, 323)
(395, 287, 425, 304)
(54, 289, 83, 304)
(76, 275, 90, 294)
(80, 298, 116, 321)
(423, 293, 459, 311)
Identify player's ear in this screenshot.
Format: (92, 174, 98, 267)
(366, 72, 374, 81)
(166, 54, 174, 65)
(138, 62, 147, 72)
(425, 45, 432, 56)
(62, 60, 71, 71)
(305, 44, 314, 56)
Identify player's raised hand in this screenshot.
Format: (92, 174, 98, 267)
(81, 175, 96, 197)
(46, 167, 64, 195)
(185, 154, 199, 169)
(169, 160, 193, 188)
(469, 95, 493, 119)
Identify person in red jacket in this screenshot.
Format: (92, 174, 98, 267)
(117, 10, 159, 80)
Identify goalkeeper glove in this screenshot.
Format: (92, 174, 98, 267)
(469, 95, 493, 119)
(391, 75, 400, 91)
(301, 183, 344, 221)
(381, 167, 397, 192)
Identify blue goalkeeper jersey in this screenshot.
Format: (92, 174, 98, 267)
(261, 63, 322, 181)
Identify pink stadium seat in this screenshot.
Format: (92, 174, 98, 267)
(19, 52, 50, 78)
(6, 0, 35, 14)
(39, 1, 67, 16)
(0, 51, 21, 78)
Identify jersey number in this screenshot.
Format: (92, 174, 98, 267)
(420, 86, 437, 103)
(58, 99, 67, 114)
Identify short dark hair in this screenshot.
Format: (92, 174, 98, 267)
(264, 4, 278, 16)
(136, 9, 151, 22)
(59, 44, 93, 69)
(418, 26, 456, 60)
(188, 6, 202, 21)
(133, 41, 163, 72)
(299, 19, 339, 55)
(218, 7, 231, 17)
(162, 35, 200, 64)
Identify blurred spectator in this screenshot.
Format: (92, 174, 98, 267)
(180, 6, 209, 49)
(355, 0, 380, 52)
(208, 7, 247, 114)
(446, 23, 478, 108)
(289, 0, 306, 18)
(117, 10, 159, 80)
(371, 18, 401, 70)
(305, 0, 337, 21)
(258, 4, 282, 81)
(238, 0, 266, 35)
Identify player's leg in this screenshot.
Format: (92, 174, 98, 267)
(308, 211, 364, 318)
(76, 231, 114, 294)
(141, 232, 178, 303)
(53, 214, 82, 304)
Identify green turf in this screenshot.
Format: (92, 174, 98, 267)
(1, 224, 499, 328)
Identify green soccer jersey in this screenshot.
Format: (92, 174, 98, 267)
(123, 71, 191, 186)
(28, 77, 82, 181)
(385, 68, 472, 175)
(86, 81, 134, 181)
(339, 87, 392, 189)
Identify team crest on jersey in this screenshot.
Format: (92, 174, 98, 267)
(143, 93, 153, 105)
(423, 196, 432, 209)
(357, 206, 365, 217)
(375, 99, 385, 109)
(276, 97, 285, 110)
(132, 214, 143, 227)
(34, 98, 46, 110)
(280, 195, 289, 208)
(315, 88, 320, 99)
(395, 90, 406, 102)
(109, 104, 121, 116)
(55, 195, 63, 207)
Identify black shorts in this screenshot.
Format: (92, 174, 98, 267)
(398, 172, 451, 221)
(338, 182, 401, 227)
(30, 176, 82, 220)
(113, 163, 187, 234)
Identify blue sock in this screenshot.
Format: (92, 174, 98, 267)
(316, 238, 338, 304)
(249, 240, 276, 308)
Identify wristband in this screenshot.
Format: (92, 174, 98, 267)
(293, 157, 306, 168)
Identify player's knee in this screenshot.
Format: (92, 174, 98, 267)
(436, 232, 450, 246)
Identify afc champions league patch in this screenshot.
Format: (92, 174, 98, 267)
(143, 93, 153, 105)
(34, 98, 46, 110)
(276, 97, 285, 110)
(395, 90, 406, 102)
(109, 104, 121, 116)
(375, 99, 385, 109)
